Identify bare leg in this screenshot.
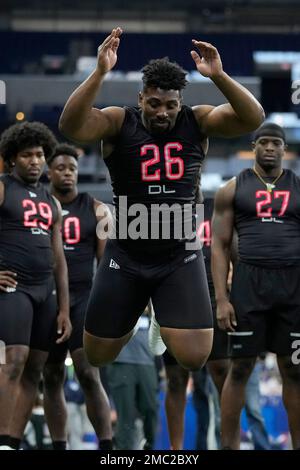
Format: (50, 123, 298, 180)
(221, 357, 256, 449)
(277, 355, 300, 449)
(164, 364, 189, 450)
(208, 359, 230, 396)
(72, 348, 112, 442)
(0, 346, 28, 435)
(43, 361, 67, 442)
(10, 349, 48, 439)
(161, 328, 213, 370)
(83, 330, 133, 367)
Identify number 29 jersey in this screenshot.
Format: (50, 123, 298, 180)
(234, 168, 300, 267)
(0, 174, 58, 285)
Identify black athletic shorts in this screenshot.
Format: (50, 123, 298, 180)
(85, 239, 213, 339)
(0, 276, 57, 351)
(229, 261, 300, 357)
(47, 289, 90, 364)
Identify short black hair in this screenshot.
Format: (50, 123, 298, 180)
(0, 121, 57, 163)
(254, 122, 286, 143)
(47, 143, 79, 166)
(142, 57, 188, 91)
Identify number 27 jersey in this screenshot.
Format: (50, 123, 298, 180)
(234, 168, 300, 267)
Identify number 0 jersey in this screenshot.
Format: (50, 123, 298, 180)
(61, 193, 97, 290)
(0, 174, 58, 285)
(234, 168, 300, 267)
(104, 105, 206, 257)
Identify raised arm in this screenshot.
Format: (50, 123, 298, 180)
(59, 27, 125, 143)
(211, 178, 236, 331)
(191, 40, 265, 137)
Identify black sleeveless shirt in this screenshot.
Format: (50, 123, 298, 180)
(61, 193, 97, 290)
(234, 168, 300, 267)
(104, 105, 206, 257)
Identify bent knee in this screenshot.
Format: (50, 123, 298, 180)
(177, 354, 209, 371)
(174, 347, 211, 370)
(231, 358, 256, 383)
(83, 330, 125, 367)
(44, 364, 65, 388)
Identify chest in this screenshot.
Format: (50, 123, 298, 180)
(3, 186, 54, 231)
(61, 203, 95, 245)
(236, 175, 300, 220)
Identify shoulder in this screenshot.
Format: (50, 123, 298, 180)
(179, 105, 209, 148)
(103, 106, 139, 146)
(214, 178, 236, 211)
(100, 106, 126, 130)
(0, 175, 16, 207)
(192, 105, 214, 127)
(51, 195, 62, 221)
(286, 169, 299, 180)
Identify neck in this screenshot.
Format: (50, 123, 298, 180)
(51, 186, 78, 204)
(12, 172, 38, 187)
(254, 163, 282, 178)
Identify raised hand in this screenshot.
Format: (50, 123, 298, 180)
(190, 40, 223, 79)
(97, 27, 123, 75)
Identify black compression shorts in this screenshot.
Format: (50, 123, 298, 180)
(0, 276, 57, 351)
(85, 239, 213, 338)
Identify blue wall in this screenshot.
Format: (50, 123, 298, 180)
(2, 31, 300, 75)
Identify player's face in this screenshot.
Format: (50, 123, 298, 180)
(253, 136, 286, 171)
(48, 155, 78, 193)
(139, 87, 182, 135)
(13, 146, 46, 184)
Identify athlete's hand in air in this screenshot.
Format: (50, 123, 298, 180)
(191, 40, 223, 79)
(216, 299, 237, 332)
(56, 311, 72, 344)
(0, 270, 17, 292)
(97, 27, 123, 75)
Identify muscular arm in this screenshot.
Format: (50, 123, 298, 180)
(52, 198, 71, 342)
(211, 178, 237, 330)
(59, 27, 125, 143)
(191, 40, 264, 137)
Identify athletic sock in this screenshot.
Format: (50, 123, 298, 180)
(0, 435, 10, 446)
(99, 439, 113, 450)
(9, 437, 21, 450)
